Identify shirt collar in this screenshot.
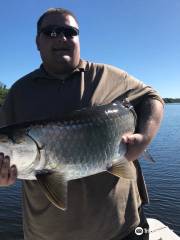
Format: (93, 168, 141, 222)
(34, 59, 87, 81)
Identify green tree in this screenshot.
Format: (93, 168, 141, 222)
(0, 81, 9, 106)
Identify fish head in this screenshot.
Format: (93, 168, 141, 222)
(0, 130, 40, 180)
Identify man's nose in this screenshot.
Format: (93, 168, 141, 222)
(55, 32, 67, 41)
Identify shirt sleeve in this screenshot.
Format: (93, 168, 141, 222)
(91, 63, 164, 106)
(123, 72, 164, 105)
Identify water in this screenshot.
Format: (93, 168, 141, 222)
(142, 104, 180, 235)
(0, 104, 179, 239)
(0, 181, 23, 239)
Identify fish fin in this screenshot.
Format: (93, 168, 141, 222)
(107, 158, 136, 179)
(36, 171, 67, 210)
(141, 149, 155, 163)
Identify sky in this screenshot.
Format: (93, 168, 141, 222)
(0, 0, 179, 98)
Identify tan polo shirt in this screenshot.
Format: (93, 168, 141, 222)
(0, 60, 163, 240)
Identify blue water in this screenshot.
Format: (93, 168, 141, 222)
(143, 104, 180, 235)
(0, 104, 179, 239)
(0, 181, 23, 239)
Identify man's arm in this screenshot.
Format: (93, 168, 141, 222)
(122, 98, 164, 161)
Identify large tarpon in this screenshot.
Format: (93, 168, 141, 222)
(0, 101, 137, 210)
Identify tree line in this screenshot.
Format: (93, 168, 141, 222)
(0, 82, 8, 106)
(163, 98, 180, 103)
(0, 83, 180, 105)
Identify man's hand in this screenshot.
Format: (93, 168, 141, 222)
(0, 152, 17, 186)
(122, 133, 149, 162)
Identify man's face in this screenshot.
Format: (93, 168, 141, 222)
(36, 13, 80, 74)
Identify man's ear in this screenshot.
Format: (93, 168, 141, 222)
(36, 35, 40, 51)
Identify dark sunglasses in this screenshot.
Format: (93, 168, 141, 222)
(39, 26, 79, 38)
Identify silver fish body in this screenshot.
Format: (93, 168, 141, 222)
(0, 101, 137, 209)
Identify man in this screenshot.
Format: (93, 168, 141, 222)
(0, 8, 163, 240)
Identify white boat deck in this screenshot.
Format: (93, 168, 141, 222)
(147, 218, 180, 240)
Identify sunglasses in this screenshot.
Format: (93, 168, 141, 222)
(39, 26, 79, 39)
